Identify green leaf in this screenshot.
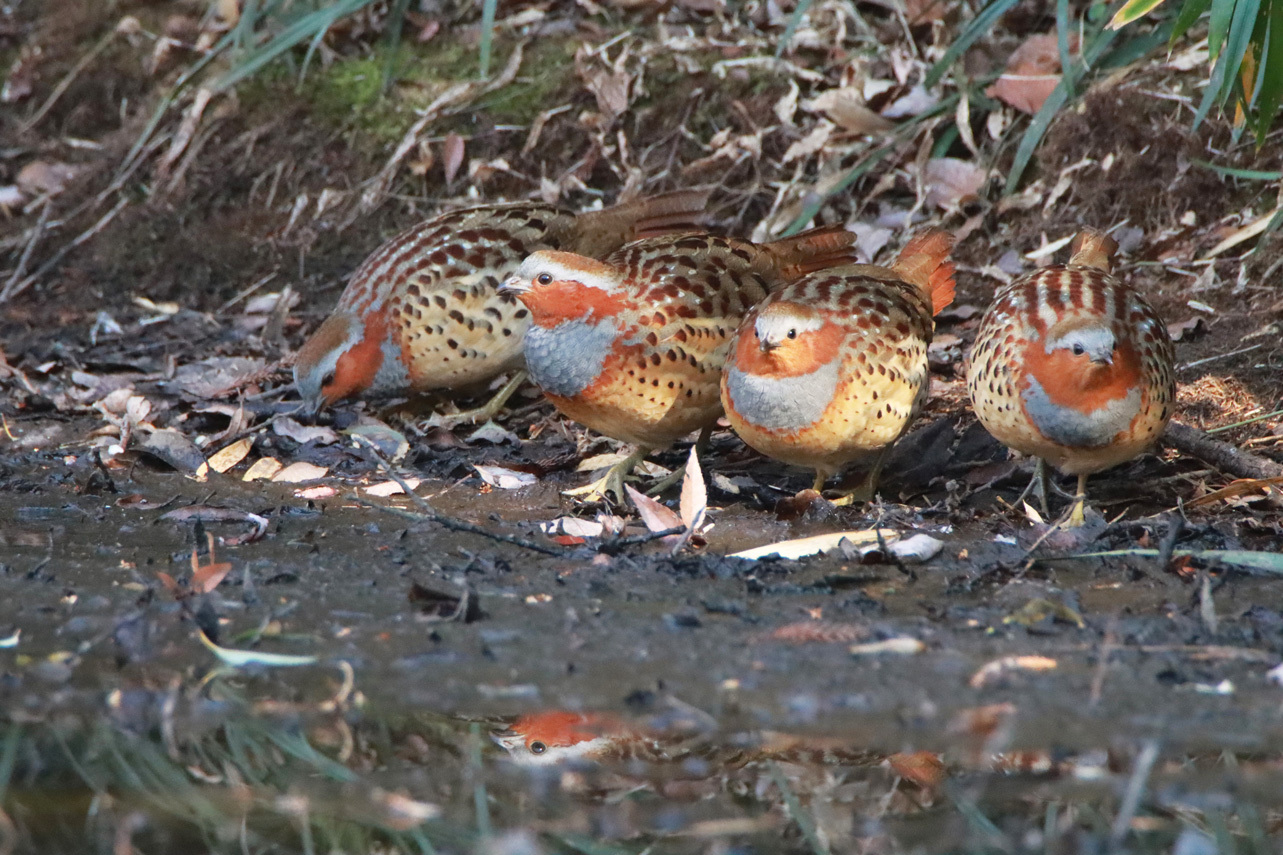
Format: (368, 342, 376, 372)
(1108, 0, 1172, 30)
(212, 0, 372, 93)
(1171, 0, 1214, 42)
(1062, 548, 1283, 575)
(479, 0, 498, 78)
(1208, 0, 1238, 59)
(382, 0, 412, 92)
(926, 0, 1023, 88)
(1193, 158, 1283, 178)
(1058, 0, 1076, 98)
(1253, 1, 1283, 141)
(1214, 0, 1263, 109)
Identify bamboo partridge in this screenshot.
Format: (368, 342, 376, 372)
(500, 227, 859, 500)
(293, 190, 709, 421)
(966, 230, 1176, 526)
(720, 230, 956, 504)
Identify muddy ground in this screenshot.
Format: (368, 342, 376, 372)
(3, 1, 1283, 853)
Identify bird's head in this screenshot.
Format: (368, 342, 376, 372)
(1047, 319, 1117, 368)
(492, 711, 622, 767)
(293, 311, 382, 415)
(499, 251, 626, 327)
(732, 300, 842, 378)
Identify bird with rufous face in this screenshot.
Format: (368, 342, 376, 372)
(500, 227, 860, 501)
(720, 229, 956, 505)
(292, 190, 710, 422)
(966, 229, 1175, 526)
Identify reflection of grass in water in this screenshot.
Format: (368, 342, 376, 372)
(2, 694, 1281, 854)
(3, 714, 462, 853)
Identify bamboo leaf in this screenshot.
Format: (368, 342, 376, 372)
(198, 631, 319, 667)
(212, 0, 371, 92)
(776, 0, 816, 58)
(1058, 0, 1076, 98)
(1171, 0, 1213, 42)
(1208, 0, 1238, 59)
(1253, 1, 1283, 141)
(1108, 0, 1171, 30)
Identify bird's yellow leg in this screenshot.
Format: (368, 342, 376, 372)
(435, 371, 528, 428)
(646, 427, 713, 496)
(564, 446, 652, 503)
(1012, 458, 1052, 518)
(828, 449, 889, 507)
(1065, 473, 1089, 528)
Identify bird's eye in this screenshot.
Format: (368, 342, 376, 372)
(321, 371, 336, 388)
(529, 741, 547, 755)
(787, 329, 797, 339)
(753, 330, 759, 339)
(1071, 344, 1085, 356)
(536, 273, 553, 285)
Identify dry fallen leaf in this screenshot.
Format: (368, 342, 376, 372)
(924, 157, 987, 211)
(271, 461, 329, 483)
(732, 530, 897, 560)
(805, 88, 895, 135)
(969, 655, 1058, 689)
(442, 133, 465, 185)
(364, 478, 422, 497)
(625, 485, 683, 534)
(243, 457, 283, 482)
(473, 464, 537, 490)
(985, 33, 1077, 115)
(207, 437, 253, 474)
(679, 448, 707, 532)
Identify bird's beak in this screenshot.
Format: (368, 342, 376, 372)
(490, 729, 522, 752)
(1092, 353, 1114, 367)
(758, 336, 781, 354)
(498, 275, 529, 296)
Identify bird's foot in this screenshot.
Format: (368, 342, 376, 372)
(433, 371, 527, 429)
(564, 447, 652, 504)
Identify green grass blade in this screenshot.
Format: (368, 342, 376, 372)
(1253, 2, 1283, 140)
(1215, 0, 1264, 108)
(1058, 0, 1076, 98)
(776, 0, 816, 57)
(212, 0, 372, 92)
(1109, 0, 1171, 29)
(926, 0, 1023, 87)
(479, 0, 498, 78)
(1193, 158, 1283, 178)
(1208, 0, 1238, 59)
(1171, 0, 1214, 42)
(382, 0, 412, 92)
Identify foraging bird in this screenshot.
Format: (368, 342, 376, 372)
(293, 190, 710, 420)
(492, 711, 669, 767)
(500, 227, 860, 500)
(720, 230, 956, 504)
(966, 230, 1175, 526)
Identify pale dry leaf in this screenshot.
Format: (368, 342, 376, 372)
(442, 133, 465, 185)
(540, 517, 605, 538)
(207, 437, 253, 474)
(578, 450, 634, 472)
(850, 637, 926, 656)
(473, 464, 536, 490)
(271, 461, 328, 483)
(679, 448, 707, 531)
(272, 416, 339, 446)
(782, 121, 834, 163)
(985, 33, 1077, 115)
(732, 530, 898, 561)
(243, 457, 283, 482)
(924, 157, 987, 211)
(295, 485, 338, 500)
(364, 478, 421, 497)
(806, 88, 895, 135)
(625, 485, 683, 533)
(969, 655, 1058, 689)
(880, 84, 938, 119)
(889, 533, 944, 563)
(16, 161, 79, 197)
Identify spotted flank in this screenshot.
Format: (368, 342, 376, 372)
(293, 190, 711, 412)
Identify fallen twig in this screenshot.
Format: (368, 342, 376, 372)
(1164, 420, 1283, 481)
(351, 436, 568, 557)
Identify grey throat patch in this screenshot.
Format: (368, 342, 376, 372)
(524, 314, 619, 398)
(724, 359, 840, 431)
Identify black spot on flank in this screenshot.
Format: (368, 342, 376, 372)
(515, 309, 529, 319)
(447, 339, 459, 349)
(502, 328, 513, 337)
